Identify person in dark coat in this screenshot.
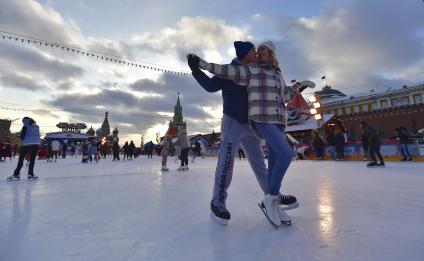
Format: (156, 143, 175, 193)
(335, 129, 345, 160)
(360, 121, 385, 167)
(360, 133, 369, 160)
(121, 141, 130, 160)
(129, 140, 135, 160)
(395, 126, 412, 161)
(112, 138, 120, 161)
(146, 141, 154, 159)
(312, 131, 324, 160)
(326, 129, 336, 160)
(62, 142, 67, 158)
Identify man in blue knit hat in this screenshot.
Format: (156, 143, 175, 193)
(188, 41, 298, 225)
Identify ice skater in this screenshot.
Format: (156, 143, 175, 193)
(191, 140, 203, 163)
(88, 140, 98, 163)
(51, 139, 60, 162)
(175, 127, 190, 171)
(361, 121, 385, 167)
(188, 41, 302, 227)
(395, 126, 412, 161)
(7, 117, 40, 181)
(161, 133, 173, 171)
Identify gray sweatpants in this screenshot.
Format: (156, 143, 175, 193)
(212, 115, 268, 208)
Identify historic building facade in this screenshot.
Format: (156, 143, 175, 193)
(316, 84, 424, 139)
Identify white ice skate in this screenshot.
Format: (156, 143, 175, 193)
(178, 166, 185, 171)
(259, 194, 281, 228)
(161, 166, 169, 171)
(277, 207, 291, 226)
(7, 174, 20, 181)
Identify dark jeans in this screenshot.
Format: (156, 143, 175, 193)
(180, 148, 189, 166)
(113, 149, 120, 160)
(369, 143, 384, 163)
(14, 145, 39, 176)
(238, 149, 246, 159)
(336, 144, 344, 159)
(315, 148, 323, 158)
(399, 143, 411, 159)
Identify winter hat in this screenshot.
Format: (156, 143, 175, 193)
(234, 41, 254, 61)
(22, 117, 35, 125)
(258, 41, 277, 55)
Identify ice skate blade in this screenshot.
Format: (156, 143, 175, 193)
(281, 220, 292, 226)
(6, 178, 20, 181)
(210, 212, 228, 226)
(258, 203, 280, 229)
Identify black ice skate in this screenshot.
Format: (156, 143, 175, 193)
(279, 194, 299, 211)
(7, 174, 20, 181)
(210, 203, 230, 226)
(28, 174, 38, 180)
(377, 162, 385, 168)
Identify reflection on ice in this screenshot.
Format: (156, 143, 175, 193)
(317, 178, 335, 242)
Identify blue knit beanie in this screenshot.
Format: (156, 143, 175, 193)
(234, 41, 254, 61)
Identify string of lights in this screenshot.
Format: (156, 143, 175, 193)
(0, 29, 191, 76)
(0, 101, 220, 133)
(0, 105, 171, 119)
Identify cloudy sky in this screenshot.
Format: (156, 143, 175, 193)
(1, 0, 423, 143)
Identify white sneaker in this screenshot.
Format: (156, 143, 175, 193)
(262, 194, 281, 227)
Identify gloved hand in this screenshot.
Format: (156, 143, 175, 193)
(187, 54, 200, 72)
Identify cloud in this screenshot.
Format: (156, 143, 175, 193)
(131, 16, 252, 62)
(0, 41, 84, 82)
(46, 73, 222, 137)
(0, 71, 47, 91)
(270, 0, 424, 94)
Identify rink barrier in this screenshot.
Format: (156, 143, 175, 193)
(204, 139, 424, 162)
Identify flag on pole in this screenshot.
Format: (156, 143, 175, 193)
(321, 75, 326, 80)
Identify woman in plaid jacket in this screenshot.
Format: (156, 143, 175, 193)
(188, 41, 294, 227)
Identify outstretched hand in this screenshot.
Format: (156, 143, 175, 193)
(297, 80, 315, 93)
(187, 54, 200, 72)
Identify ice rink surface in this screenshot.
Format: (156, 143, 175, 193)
(0, 156, 423, 261)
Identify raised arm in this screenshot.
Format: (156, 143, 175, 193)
(191, 70, 225, 93)
(188, 54, 251, 86)
(284, 80, 316, 101)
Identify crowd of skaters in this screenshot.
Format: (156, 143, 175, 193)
(290, 121, 415, 167)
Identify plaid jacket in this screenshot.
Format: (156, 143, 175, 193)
(199, 58, 293, 126)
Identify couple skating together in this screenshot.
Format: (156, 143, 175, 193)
(187, 40, 313, 228)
